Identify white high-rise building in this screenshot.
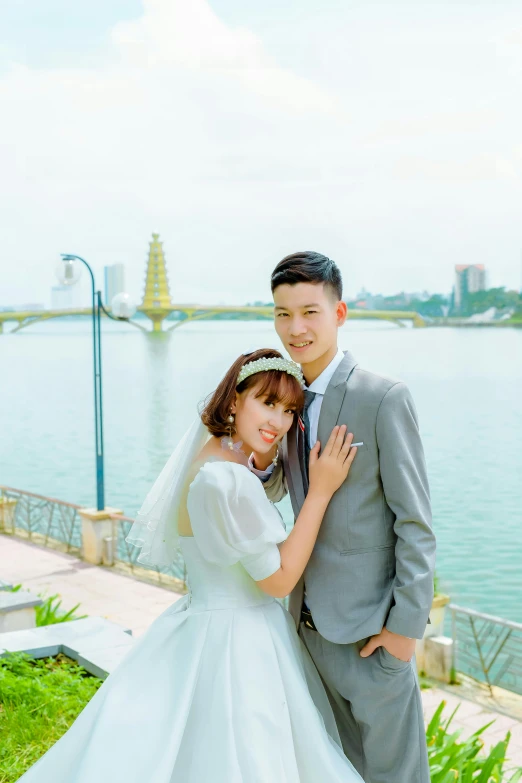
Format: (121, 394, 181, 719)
(15, 303, 45, 312)
(454, 264, 486, 309)
(104, 264, 125, 306)
(51, 285, 75, 309)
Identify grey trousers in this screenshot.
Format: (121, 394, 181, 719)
(300, 624, 430, 783)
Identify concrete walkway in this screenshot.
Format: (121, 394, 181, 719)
(0, 534, 181, 638)
(1, 533, 521, 772)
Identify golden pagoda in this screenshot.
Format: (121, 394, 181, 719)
(141, 233, 173, 331)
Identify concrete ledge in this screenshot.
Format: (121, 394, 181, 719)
(0, 498, 17, 533)
(424, 635, 453, 684)
(0, 589, 43, 633)
(0, 579, 14, 591)
(0, 590, 43, 612)
(0, 616, 135, 679)
(79, 507, 122, 565)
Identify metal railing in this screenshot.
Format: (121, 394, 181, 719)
(110, 512, 187, 587)
(2, 487, 521, 694)
(0, 486, 186, 589)
(0, 485, 82, 552)
(449, 604, 522, 696)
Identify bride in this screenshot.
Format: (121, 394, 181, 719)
(16, 348, 362, 782)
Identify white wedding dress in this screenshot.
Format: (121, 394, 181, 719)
(17, 460, 362, 782)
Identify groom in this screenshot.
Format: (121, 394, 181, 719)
(251, 252, 436, 783)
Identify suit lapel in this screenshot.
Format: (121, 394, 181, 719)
(317, 350, 358, 448)
(284, 351, 358, 514)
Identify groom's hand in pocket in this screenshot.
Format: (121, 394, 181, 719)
(359, 627, 416, 663)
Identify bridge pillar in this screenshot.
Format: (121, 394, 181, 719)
(139, 307, 174, 332)
(139, 312, 166, 332)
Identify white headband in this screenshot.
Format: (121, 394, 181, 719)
(237, 357, 305, 388)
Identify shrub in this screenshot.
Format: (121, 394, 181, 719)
(427, 700, 522, 781)
(8, 584, 87, 626)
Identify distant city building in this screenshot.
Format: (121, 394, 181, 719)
(382, 294, 408, 309)
(404, 291, 430, 304)
(51, 285, 75, 310)
(104, 264, 125, 306)
(454, 264, 486, 309)
(0, 303, 45, 312)
(354, 287, 375, 309)
(15, 303, 45, 312)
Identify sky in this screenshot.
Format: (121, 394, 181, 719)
(2, 0, 522, 307)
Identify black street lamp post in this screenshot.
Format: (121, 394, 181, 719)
(57, 253, 136, 512)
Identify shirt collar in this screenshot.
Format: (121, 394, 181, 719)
(306, 348, 345, 395)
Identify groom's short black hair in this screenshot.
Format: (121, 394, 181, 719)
(271, 251, 343, 300)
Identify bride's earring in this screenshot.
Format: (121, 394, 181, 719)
(221, 412, 244, 455)
(226, 413, 235, 451)
(272, 447, 280, 467)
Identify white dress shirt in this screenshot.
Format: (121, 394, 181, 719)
(249, 348, 345, 479)
(304, 347, 344, 450)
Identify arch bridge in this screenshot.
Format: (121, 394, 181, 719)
(0, 234, 425, 333)
(0, 304, 426, 334)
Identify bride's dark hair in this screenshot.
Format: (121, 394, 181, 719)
(200, 348, 304, 438)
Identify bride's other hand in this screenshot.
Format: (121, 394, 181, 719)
(308, 425, 356, 498)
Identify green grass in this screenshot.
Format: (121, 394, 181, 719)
(0, 652, 102, 783)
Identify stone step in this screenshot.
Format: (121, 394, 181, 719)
(0, 616, 134, 679)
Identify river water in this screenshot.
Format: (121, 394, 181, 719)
(1, 318, 521, 622)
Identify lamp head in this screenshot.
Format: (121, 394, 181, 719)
(56, 255, 82, 286)
(111, 292, 137, 320)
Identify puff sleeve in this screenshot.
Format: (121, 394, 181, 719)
(187, 461, 287, 581)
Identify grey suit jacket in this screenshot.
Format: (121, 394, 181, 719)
(264, 350, 436, 644)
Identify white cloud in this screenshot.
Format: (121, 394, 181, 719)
(362, 109, 500, 144)
(2, 0, 522, 306)
(111, 0, 341, 115)
(0, 0, 347, 307)
(113, 0, 267, 70)
(392, 153, 521, 182)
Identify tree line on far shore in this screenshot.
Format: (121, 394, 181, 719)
(245, 288, 522, 320)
